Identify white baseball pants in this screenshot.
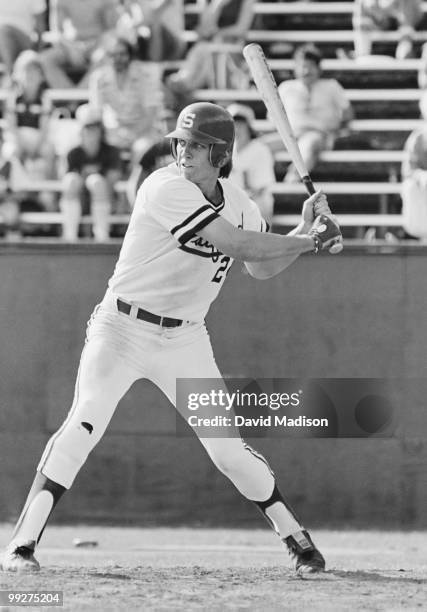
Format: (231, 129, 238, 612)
(37, 290, 275, 502)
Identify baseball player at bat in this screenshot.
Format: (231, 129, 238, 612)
(1, 103, 339, 576)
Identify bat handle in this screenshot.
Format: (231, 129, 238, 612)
(300, 174, 344, 254)
(301, 175, 316, 196)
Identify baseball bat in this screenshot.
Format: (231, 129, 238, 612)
(242, 43, 343, 254)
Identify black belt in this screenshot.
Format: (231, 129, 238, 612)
(117, 299, 183, 328)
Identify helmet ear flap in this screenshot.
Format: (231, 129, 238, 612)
(210, 144, 231, 167)
(170, 138, 178, 161)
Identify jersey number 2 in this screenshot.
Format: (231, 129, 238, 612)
(212, 256, 231, 283)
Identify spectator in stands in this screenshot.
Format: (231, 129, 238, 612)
(227, 103, 275, 223)
(116, 0, 186, 62)
(39, 0, 119, 88)
(125, 109, 176, 206)
(59, 104, 122, 242)
(277, 44, 353, 183)
(401, 101, 427, 241)
(353, 0, 423, 60)
(0, 50, 57, 239)
(2, 51, 56, 185)
(166, 0, 255, 108)
(0, 1, 47, 81)
(89, 36, 163, 158)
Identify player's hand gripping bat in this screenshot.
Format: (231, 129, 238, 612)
(243, 43, 343, 254)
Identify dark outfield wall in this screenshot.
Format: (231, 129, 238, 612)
(0, 242, 426, 528)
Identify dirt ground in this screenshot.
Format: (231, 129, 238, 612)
(0, 525, 426, 611)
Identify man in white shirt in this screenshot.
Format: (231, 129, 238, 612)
(278, 45, 353, 183)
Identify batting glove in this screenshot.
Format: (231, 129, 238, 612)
(309, 214, 343, 254)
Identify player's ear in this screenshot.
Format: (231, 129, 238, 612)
(219, 157, 233, 178)
(217, 149, 232, 167)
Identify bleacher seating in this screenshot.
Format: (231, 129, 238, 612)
(186, 1, 427, 233)
(1, 1, 427, 238)
(186, 2, 427, 17)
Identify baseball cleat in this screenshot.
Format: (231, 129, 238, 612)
(1, 540, 40, 572)
(284, 530, 325, 576)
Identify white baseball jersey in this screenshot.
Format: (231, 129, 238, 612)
(109, 164, 267, 321)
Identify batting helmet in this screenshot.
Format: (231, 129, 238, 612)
(166, 102, 235, 168)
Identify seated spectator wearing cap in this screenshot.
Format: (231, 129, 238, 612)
(59, 104, 122, 241)
(0, 0, 47, 80)
(353, 0, 422, 60)
(39, 0, 119, 89)
(401, 101, 427, 241)
(89, 36, 163, 160)
(227, 103, 275, 223)
(277, 45, 353, 183)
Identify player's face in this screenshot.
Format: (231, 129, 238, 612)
(176, 138, 218, 186)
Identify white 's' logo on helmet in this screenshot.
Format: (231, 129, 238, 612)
(181, 112, 196, 128)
